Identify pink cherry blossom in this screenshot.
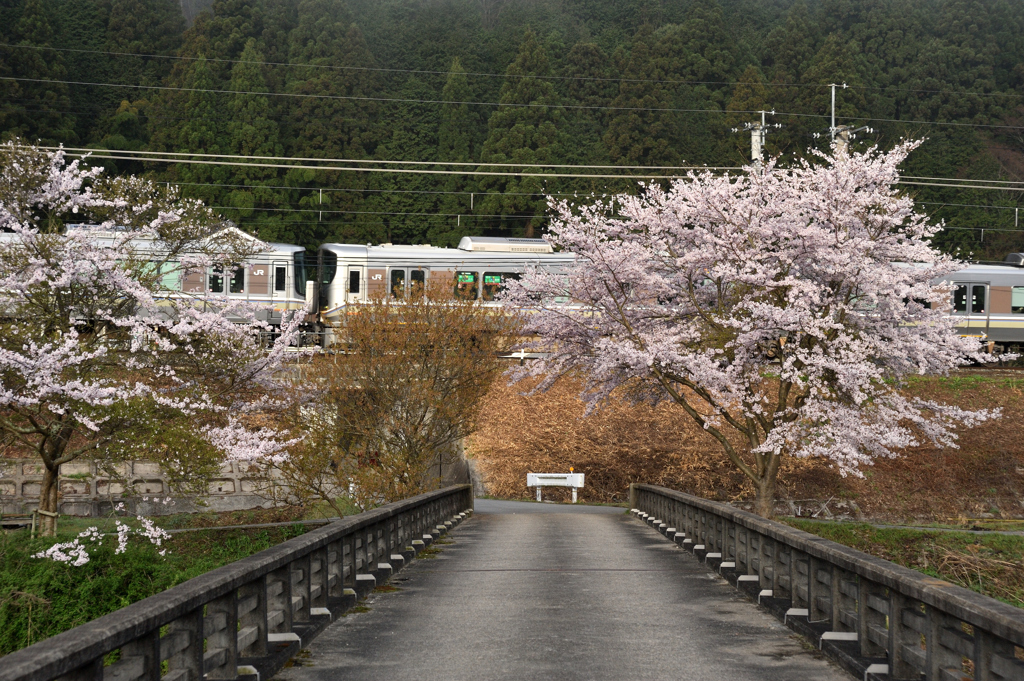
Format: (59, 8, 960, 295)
(1, 140, 306, 538)
(502, 141, 998, 515)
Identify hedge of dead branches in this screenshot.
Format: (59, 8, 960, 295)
(468, 375, 837, 504)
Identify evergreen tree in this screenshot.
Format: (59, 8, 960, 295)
(281, 2, 380, 248)
(604, 28, 678, 168)
(171, 55, 227, 206)
(58, 0, 109, 142)
(0, 0, 75, 144)
(559, 41, 617, 198)
(428, 57, 478, 247)
(225, 39, 281, 233)
(725, 65, 772, 164)
(476, 28, 564, 237)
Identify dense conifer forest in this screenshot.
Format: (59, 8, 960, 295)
(1, 0, 1023, 256)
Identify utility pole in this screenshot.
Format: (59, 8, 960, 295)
(832, 124, 875, 156)
(731, 110, 781, 172)
(829, 83, 847, 144)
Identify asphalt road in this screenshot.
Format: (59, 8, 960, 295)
(274, 500, 851, 681)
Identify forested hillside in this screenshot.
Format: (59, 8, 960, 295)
(1, 0, 1023, 255)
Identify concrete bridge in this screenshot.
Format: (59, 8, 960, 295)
(2, 486, 1023, 681)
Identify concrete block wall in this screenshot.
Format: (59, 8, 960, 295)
(1, 453, 474, 518)
(0, 459, 276, 517)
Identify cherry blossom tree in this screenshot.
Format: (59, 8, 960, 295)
(0, 140, 303, 536)
(503, 141, 997, 517)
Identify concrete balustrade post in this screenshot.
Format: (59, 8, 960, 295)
(267, 565, 293, 635)
(119, 628, 160, 681)
(204, 591, 238, 679)
(829, 565, 843, 631)
(926, 609, 969, 680)
(973, 627, 1017, 681)
(327, 541, 344, 598)
(345, 537, 357, 588)
(166, 608, 203, 681)
(737, 526, 749, 574)
(237, 576, 268, 657)
(311, 547, 328, 609)
(856, 578, 887, 658)
(835, 568, 858, 633)
(769, 539, 781, 596)
(790, 550, 808, 610)
(808, 557, 830, 623)
(292, 555, 312, 623)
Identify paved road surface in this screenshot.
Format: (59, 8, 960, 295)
(275, 501, 851, 681)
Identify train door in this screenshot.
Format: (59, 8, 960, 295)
(347, 266, 364, 303)
(952, 282, 989, 337)
(271, 261, 289, 301)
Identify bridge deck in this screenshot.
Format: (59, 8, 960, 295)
(274, 500, 851, 681)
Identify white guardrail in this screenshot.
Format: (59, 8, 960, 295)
(527, 472, 585, 503)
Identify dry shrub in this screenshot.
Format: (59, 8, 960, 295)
(469, 372, 1024, 521)
(469, 374, 834, 504)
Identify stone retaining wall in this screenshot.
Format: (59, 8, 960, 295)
(0, 459, 272, 517)
(1, 454, 474, 517)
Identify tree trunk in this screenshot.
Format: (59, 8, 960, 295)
(753, 468, 778, 518)
(38, 464, 59, 537)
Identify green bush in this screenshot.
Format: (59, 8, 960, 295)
(0, 524, 307, 655)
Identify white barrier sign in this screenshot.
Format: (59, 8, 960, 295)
(527, 472, 585, 503)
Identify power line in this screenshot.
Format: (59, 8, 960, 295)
(48, 146, 731, 171)
(57, 150, 686, 179)
(173, 180, 574, 198)
(12, 73, 1022, 133)
(918, 201, 1020, 210)
(837, 114, 1024, 132)
(1, 75, 814, 117)
(903, 176, 1024, 186)
(899, 180, 1024, 192)
(208, 205, 542, 219)
(52, 149, 1024, 188)
(6, 43, 1023, 102)
(0, 42, 837, 89)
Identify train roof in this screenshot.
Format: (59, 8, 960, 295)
(319, 237, 573, 263)
(1, 224, 305, 256)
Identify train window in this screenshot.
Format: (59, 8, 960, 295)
(971, 285, 986, 314)
(455, 271, 477, 300)
(349, 270, 360, 294)
(230, 266, 245, 294)
(953, 285, 967, 313)
(295, 252, 309, 297)
(481, 272, 514, 301)
(209, 267, 224, 293)
(274, 266, 286, 292)
(390, 269, 406, 298)
(1012, 287, 1024, 314)
(410, 269, 425, 297)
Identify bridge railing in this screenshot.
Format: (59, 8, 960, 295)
(0, 485, 473, 681)
(630, 483, 1024, 681)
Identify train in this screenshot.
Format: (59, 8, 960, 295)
(312, 236, 576, 327)
(12, 224, 1024, 351)
(937, 253, 1024, 350)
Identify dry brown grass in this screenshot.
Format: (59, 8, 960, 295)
(468, 371, 1024, 521)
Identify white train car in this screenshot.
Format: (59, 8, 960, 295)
(6, 225, 312, 326)
(936, 254, 1024, 348)
(315, 236, 576, 324)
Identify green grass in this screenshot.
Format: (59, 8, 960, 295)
(0, 522, 308, 655)
(786, 519, 1024, 608)
(904, 373, 1024, 391)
